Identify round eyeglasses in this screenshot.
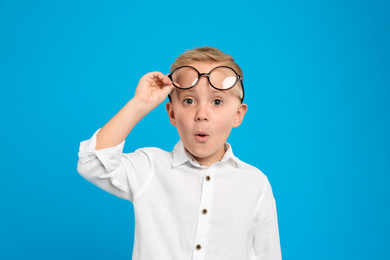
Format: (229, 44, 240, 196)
(168, 66, 244, 102)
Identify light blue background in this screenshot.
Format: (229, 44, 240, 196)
(1, 0, 389, 259)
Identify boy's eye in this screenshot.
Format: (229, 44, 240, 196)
(212, 99, 223, 106)
(183, 98, 195, 105)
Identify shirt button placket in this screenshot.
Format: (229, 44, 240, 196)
(192, 166, 215, 260)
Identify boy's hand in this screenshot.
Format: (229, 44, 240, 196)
(134, 72, 174, 110)
(96, 71, 174, 150)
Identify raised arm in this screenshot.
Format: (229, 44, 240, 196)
(96, 72, 174, 150)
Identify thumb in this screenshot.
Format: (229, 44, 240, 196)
(161, 83, 175, 97)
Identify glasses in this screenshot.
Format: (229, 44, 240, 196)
(168, 66, 244, 102)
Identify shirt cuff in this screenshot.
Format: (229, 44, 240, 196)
(78, 128, 126, 172)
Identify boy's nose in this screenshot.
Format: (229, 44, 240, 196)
(195, 104, 209, 122)
(194, 77, 211, 122)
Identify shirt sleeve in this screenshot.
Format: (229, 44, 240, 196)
(77, 129, 151, 202)
(250, 179, 282, 260)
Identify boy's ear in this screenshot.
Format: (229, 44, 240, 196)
(233, 103, 248, 128)
(165, 102, 176, 126)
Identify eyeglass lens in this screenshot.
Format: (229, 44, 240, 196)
(171, 67, 238, 90)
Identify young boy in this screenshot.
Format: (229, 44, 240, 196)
(77, 47, 282, 259)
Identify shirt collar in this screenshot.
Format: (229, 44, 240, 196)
(172, 140, 246, 169)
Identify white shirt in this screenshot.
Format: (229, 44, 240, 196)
(77, 129, 282, 260)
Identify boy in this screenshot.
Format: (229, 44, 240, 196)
(77, 47, 281, 259)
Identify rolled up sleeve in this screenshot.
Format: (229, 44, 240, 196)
(77, 129, 151, 202)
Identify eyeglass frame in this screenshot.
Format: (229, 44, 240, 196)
(167, 65, 245, 103)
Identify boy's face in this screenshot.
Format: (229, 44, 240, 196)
(166, 62, 247, 167)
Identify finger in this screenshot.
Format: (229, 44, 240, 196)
(154, 72, 172, 86)
(143, 72, 169, 88)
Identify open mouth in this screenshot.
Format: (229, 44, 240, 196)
(195, 131, 209, 137)
(195, 132, 209, 142)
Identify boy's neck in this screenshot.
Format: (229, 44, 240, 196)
(187, 146, 227, 167)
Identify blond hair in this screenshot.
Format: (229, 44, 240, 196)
(170, 47, 244, 101)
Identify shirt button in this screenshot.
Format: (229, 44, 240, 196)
(202, 209, 208, 215)
(195, 244, 202, 250)
(205, 176, 211, 181)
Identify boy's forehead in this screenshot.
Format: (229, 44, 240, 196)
(175, 86, 229, 96)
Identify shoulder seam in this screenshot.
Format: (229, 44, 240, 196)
(131, 148, 162, 201)
(253, 178, 270, 217)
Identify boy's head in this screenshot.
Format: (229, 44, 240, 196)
(166, 47, 248, 167)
